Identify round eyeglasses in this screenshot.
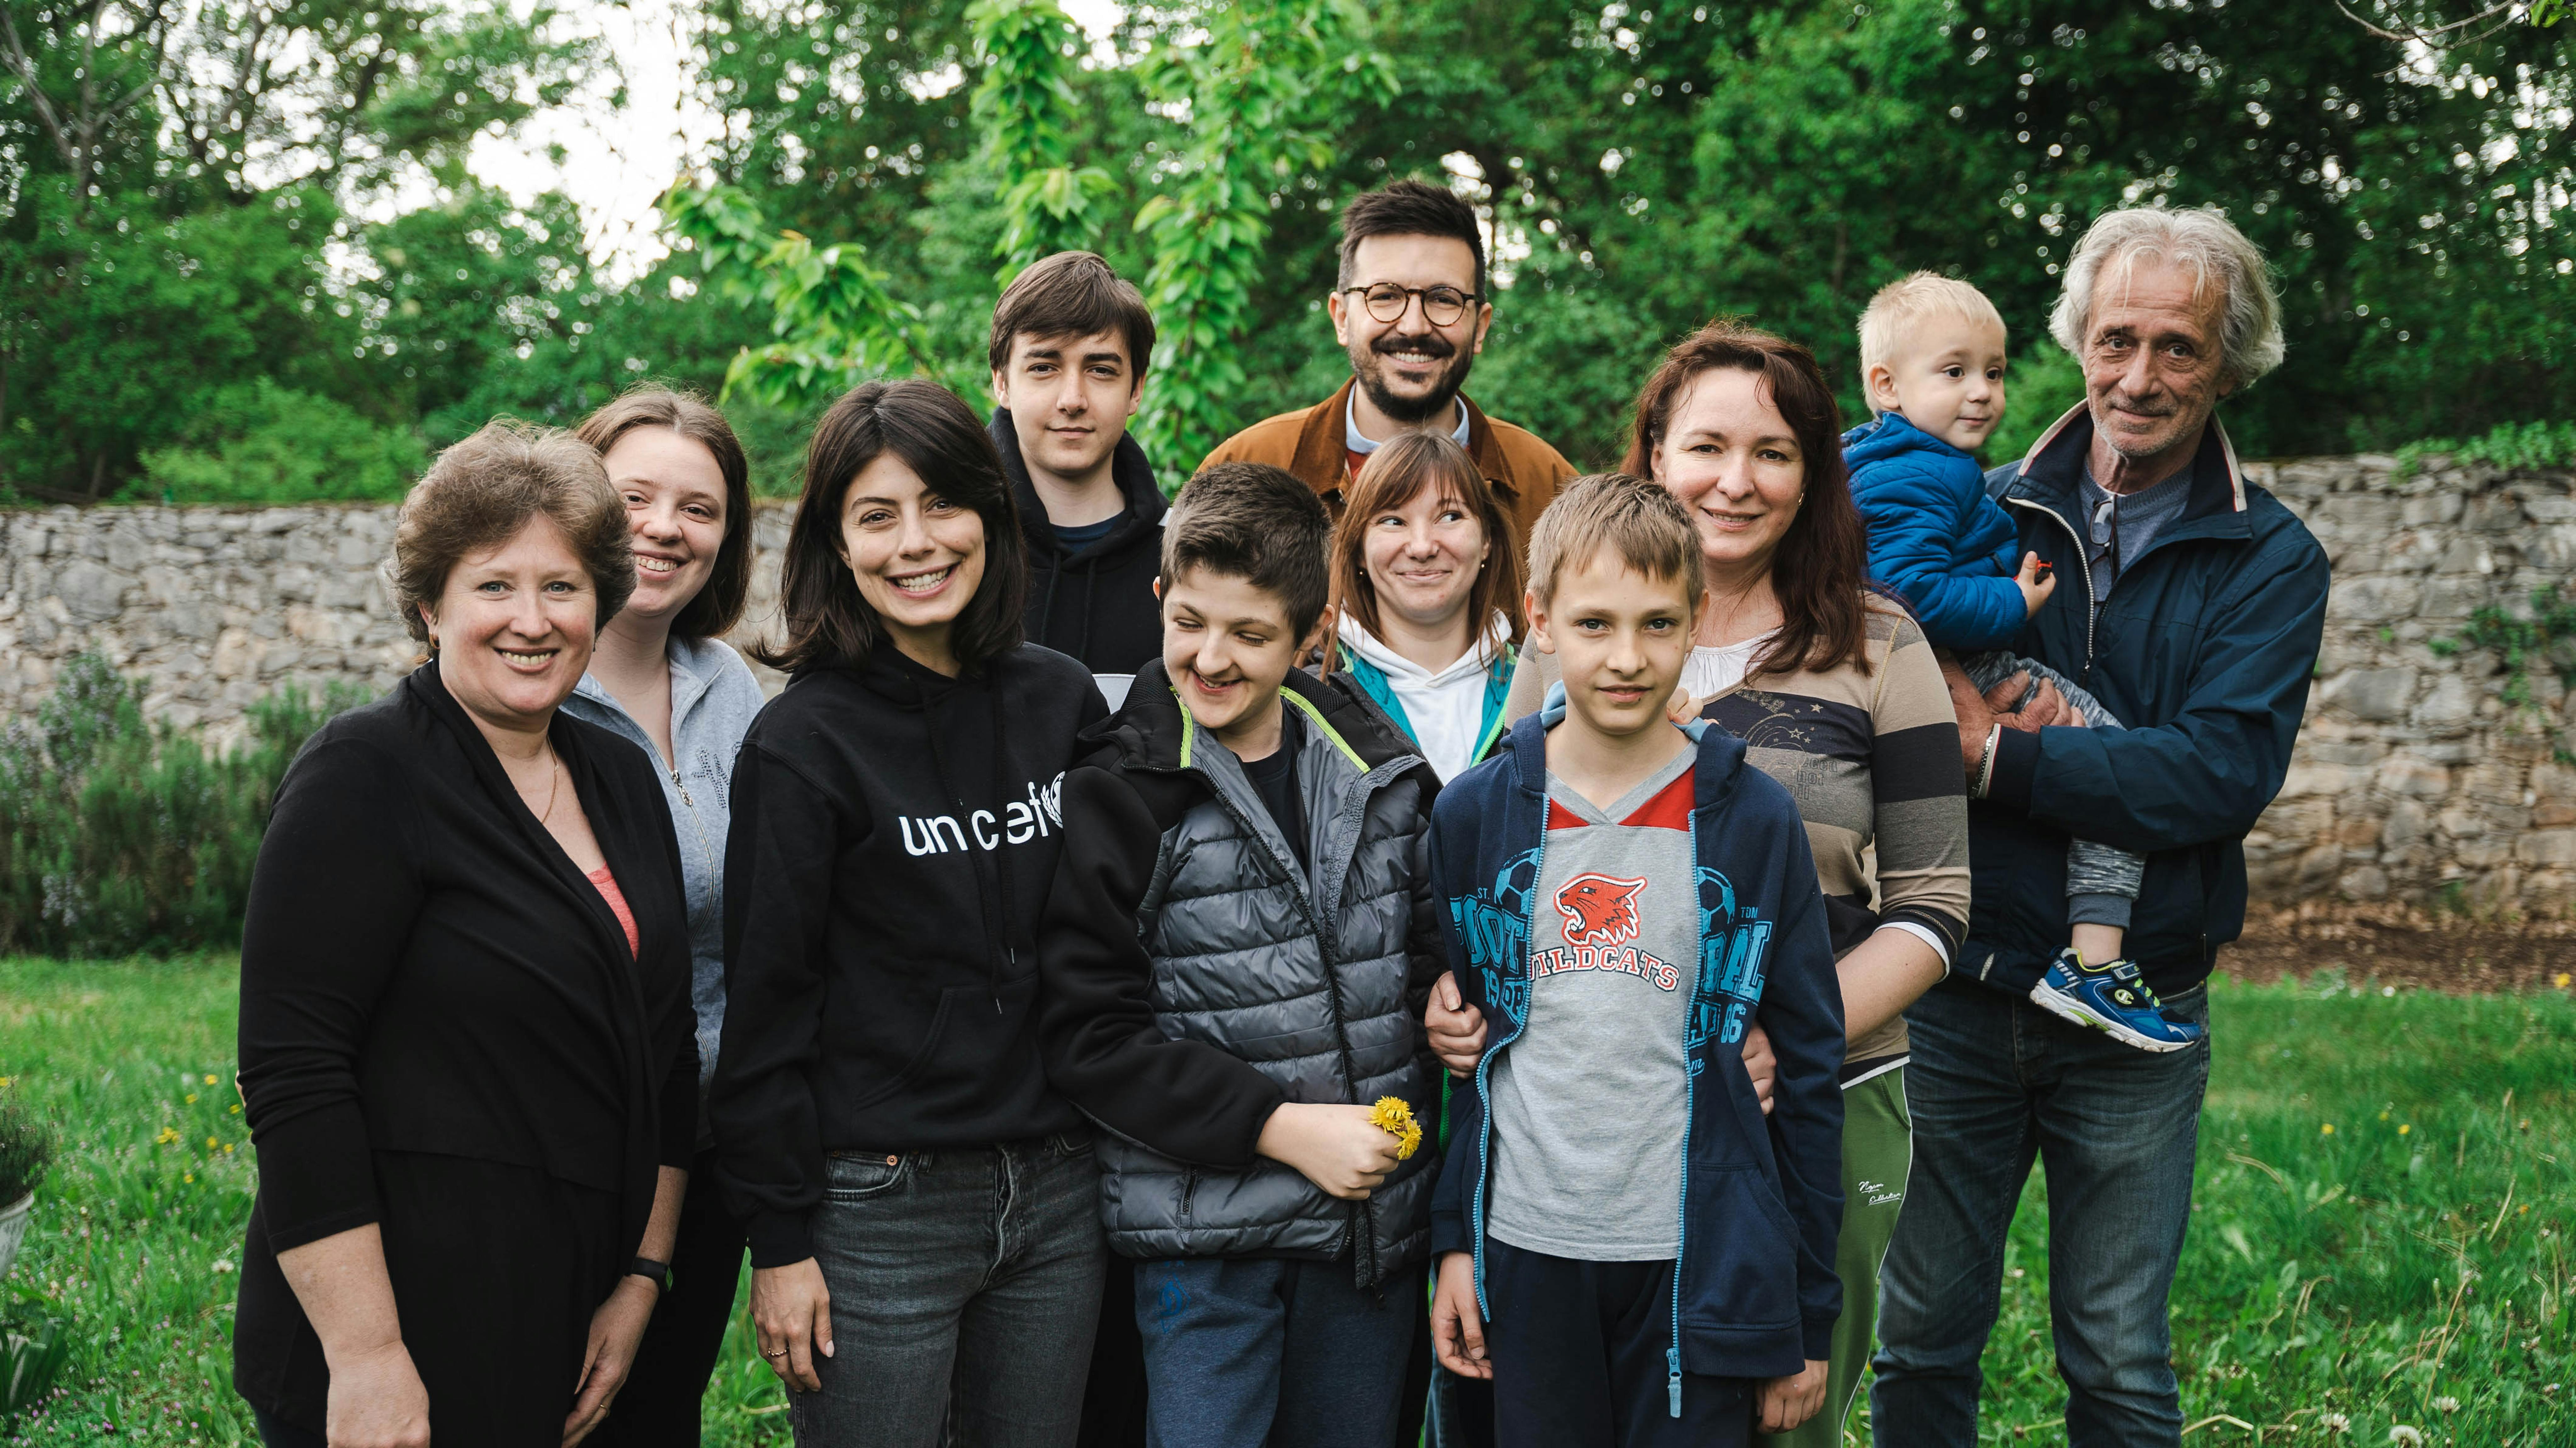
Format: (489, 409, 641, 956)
(1341, 283, 1479, 327)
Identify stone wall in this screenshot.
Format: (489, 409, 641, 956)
(3, 459, 2571, 913)
(2243, 455, 2574, 915)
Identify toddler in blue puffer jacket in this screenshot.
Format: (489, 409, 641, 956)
(1841, 272, 2200, 1054)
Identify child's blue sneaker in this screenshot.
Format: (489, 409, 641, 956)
(2028, 949, 2204, 1053)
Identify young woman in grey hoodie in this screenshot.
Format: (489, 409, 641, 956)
(559, 388, 769, 1447)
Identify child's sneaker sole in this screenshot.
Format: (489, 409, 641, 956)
(2028, 981, 2196, 1053)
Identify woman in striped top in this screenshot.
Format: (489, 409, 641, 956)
(1503, 322, 1969, 1448)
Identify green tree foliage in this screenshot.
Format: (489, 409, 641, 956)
(4, 0, 2569, 503)
(0, 656, 364, 956)
(970, 0, 1117, 282)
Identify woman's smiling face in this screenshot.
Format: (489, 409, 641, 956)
(836, 450, 987, 670)
(1362, 479, 1488, 634)
(1648, 366, 1807, 579)
(604, 427, 728, 623)
(419, 514, 599, 729)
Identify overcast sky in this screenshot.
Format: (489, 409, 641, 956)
(463, 0, 1125, 279)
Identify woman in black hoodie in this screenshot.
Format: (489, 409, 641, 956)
(712, 379, 1110, 1445)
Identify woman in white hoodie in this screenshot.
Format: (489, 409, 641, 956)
(1320, 431, 1525, 782)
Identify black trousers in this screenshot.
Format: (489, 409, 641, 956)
(589, 1147, 747, 1448)
(1482, 1237, 1753, 1448)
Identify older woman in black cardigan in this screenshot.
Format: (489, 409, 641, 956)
(232, 422, 697, 1447)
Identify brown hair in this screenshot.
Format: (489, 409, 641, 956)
(1337, 179, 1486, 298)
(1162, 462, 1334, 641)
(573, 386, 754, 639)
(1320, 432, 1524, 672)
(759, 380, 1030, 675)
(987, 251, 1156, 379)
(1525, 473, 1705, 610)
(391, 420, 633, 646)
(1622, 321, 1872, 679)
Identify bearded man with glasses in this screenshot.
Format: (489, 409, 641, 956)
(1200, 179, 1573, 543)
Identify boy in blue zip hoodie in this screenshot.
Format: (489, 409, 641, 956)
(1842, 272, 2199, 1053)
(1425, 474, 1843, 1446)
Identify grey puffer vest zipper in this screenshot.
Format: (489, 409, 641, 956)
(1096, 674, 1442, 1286)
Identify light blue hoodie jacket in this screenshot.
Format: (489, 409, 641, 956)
(563, 635, 767, 1144)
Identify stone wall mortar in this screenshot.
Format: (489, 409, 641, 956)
(4, 460, 2572, 913)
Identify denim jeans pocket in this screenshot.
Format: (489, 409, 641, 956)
(822, 1150, 914, 1202)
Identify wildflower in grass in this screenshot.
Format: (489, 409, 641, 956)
(154, 1127, 180, 1145)
(211, 1260, 233, 1275)
(202, 1075, 217, 1085)
(2557, 972, 2570, 989)
(205, 1136, 217, 1149)
(2386, 1428, 2422, 1446)
(0, 1076, 12, 1087)
(2321, 1123, 2335, 1135)
(2381, 986, 2396, 997)
(184, 1093, 197, 1104)
(183, 1173, 193, 1183)
(2321, 1411, 2350, 1433)
(2398, 1124, 2411, 1135)
(2433, 1396, 2458, 1413)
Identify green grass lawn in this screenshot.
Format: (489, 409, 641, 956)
(0, 957, 2569, 1445)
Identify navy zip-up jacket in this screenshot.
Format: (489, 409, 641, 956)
(1964, 405, 2329, 997)
(1427, 712, 1845, 1401)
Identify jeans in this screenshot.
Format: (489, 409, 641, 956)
(1134, 1255, 1425, 1448)
(795, 1134, 1106, 1448)
(1870, 980, 2211, 1448)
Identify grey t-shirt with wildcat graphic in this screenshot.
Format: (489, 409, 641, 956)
(1486, 743, 1698, 1262)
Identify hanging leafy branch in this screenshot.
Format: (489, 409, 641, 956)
(658, 181, 968, 410)
(1129, 0, 1397, 470)
(970, 0, 1118, 284)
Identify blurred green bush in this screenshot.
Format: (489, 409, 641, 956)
(0, 655, 366, 957)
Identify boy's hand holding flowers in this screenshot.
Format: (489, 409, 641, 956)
(1257, 1102, 1406, 1199)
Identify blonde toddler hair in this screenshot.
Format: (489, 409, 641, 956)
(1856, 271, 2007, 383)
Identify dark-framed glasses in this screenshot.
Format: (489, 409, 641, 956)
(1342, 283, 1479, 327)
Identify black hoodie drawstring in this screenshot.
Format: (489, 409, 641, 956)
(1075, 560, 1100, 665)
(914, 671, 1020, 1011)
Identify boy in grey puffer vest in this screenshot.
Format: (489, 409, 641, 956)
(1038, 463, 1446, 1448)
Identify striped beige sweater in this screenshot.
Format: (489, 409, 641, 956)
(1503, 598, 1971, 1070)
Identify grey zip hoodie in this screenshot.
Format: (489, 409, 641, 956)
(563, 634, 767, 1144)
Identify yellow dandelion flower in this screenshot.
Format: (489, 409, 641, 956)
(2321, 1123, 2336, 1135)
(206, 1136, 219, 1149)
(0, 1076, 13, 1088)
(184, 1173, 194, 1184)
(185, 1093, 197, 1105)
(230, 1103, 242, 1114)
(1369, 1097, 1425, 1161)
(2398, 1124, 2411, 1136)
(223, 1143, 235, 1155)
(203, 1074, 218, 1085)
(2557, 973, 2571, 989)
(155, 1126, 181, 1145)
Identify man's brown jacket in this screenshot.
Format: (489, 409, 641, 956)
(1196, 378, 1576, 544)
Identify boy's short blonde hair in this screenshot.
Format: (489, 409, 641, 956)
(1857, 271, 2007, 377)
(1526, 473, 1704, 609)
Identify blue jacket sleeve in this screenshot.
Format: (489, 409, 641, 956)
(1752, 816, 1848, 1362)
(1986, 533, 2331, 853)
(1852, 454, 2029, 652)
(1426, 817, 1482, 1260)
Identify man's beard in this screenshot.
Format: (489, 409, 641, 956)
(1350, 330, 1476, 426)
(2094, 388, 2192, 459)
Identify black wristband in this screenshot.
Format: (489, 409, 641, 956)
(627, 1255, 670, 1293)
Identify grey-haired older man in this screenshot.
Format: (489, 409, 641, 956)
(1869, 207, 2330, 1447)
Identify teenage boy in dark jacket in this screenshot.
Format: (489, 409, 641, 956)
(1038, 462, 1447, 1448)
(989, 251, 1168, 709)
(1425, 475, 1844, 1447)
